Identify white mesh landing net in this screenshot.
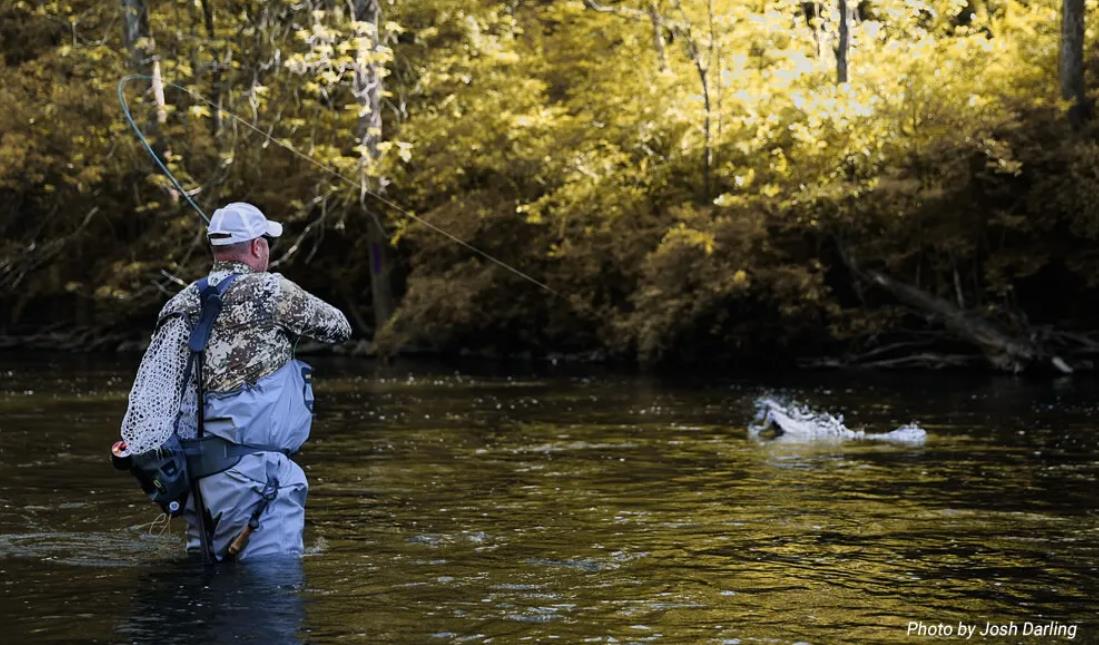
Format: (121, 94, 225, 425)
(120, 315, 197, 454)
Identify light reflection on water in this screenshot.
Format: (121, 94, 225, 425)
(0, 354, 1097, 643)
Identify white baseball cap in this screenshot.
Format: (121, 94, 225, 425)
(207, 202, 283, 246)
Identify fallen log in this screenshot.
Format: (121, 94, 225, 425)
(838, 247, 1072, 374)
(799, 346, 983, 370)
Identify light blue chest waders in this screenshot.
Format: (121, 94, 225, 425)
(183, 358, 315, 561)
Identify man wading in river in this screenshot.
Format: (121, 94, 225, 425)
(117, 202, 351, 560)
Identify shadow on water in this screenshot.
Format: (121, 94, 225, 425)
(113, 557, 306, 644)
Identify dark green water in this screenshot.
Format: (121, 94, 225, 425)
(1, 354, 1096, 643)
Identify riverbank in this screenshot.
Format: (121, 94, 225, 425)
(2, 323, 1095, 374)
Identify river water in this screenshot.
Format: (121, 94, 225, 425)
(0, 353, 1096, 643)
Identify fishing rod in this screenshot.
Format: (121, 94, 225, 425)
(117, 74, 559, 296)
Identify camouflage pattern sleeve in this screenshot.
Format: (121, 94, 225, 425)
(274, 275, 352, 343)
(156, 283, 200, 327)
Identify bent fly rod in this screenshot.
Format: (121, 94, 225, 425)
(117, 74, 559, 297)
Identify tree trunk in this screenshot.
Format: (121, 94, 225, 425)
(1060, 0, 1088, 125)
(122, 0, 162, 122)
(353, 0, 396, 333)
(121, 0, 152, 73)
(696, 59, 712, 203)
(646, 2, 669, 73)
(835, 0, 849, 83)
(121, 0, 165, 185)
(802, 3, 823, 59)
(200, 0, 223, 136)
(680, 22, 711, 203)
(365, 212, 396, 334)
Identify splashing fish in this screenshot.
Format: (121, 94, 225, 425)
(749, 397, 927, 445)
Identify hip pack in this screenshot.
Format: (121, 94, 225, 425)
(111, 433, 290, 516)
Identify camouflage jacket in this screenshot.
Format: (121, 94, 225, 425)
(156, 261, 352, 392)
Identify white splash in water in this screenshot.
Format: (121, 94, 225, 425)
(749, 397, 926, 445)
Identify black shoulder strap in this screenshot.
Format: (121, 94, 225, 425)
(177, 274, 241, 430)
(189, 274, 240, 353)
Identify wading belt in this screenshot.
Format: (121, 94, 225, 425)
(182, 435, 291, 480)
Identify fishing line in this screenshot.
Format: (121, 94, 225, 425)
(119, 76, 211, 223)
(118, 74, 559, 296)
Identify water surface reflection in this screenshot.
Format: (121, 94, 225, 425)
(116, 557, 305, 644)
(0, 355, 1096, 642)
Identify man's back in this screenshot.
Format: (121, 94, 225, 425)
(159, 260, 351, 392)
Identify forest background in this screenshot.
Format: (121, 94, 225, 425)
(2, 0, 1098, 372)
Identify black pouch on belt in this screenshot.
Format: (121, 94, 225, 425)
(123, 434, 192, 517)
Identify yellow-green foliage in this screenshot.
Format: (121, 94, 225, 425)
(1, 0, 1097, 362)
